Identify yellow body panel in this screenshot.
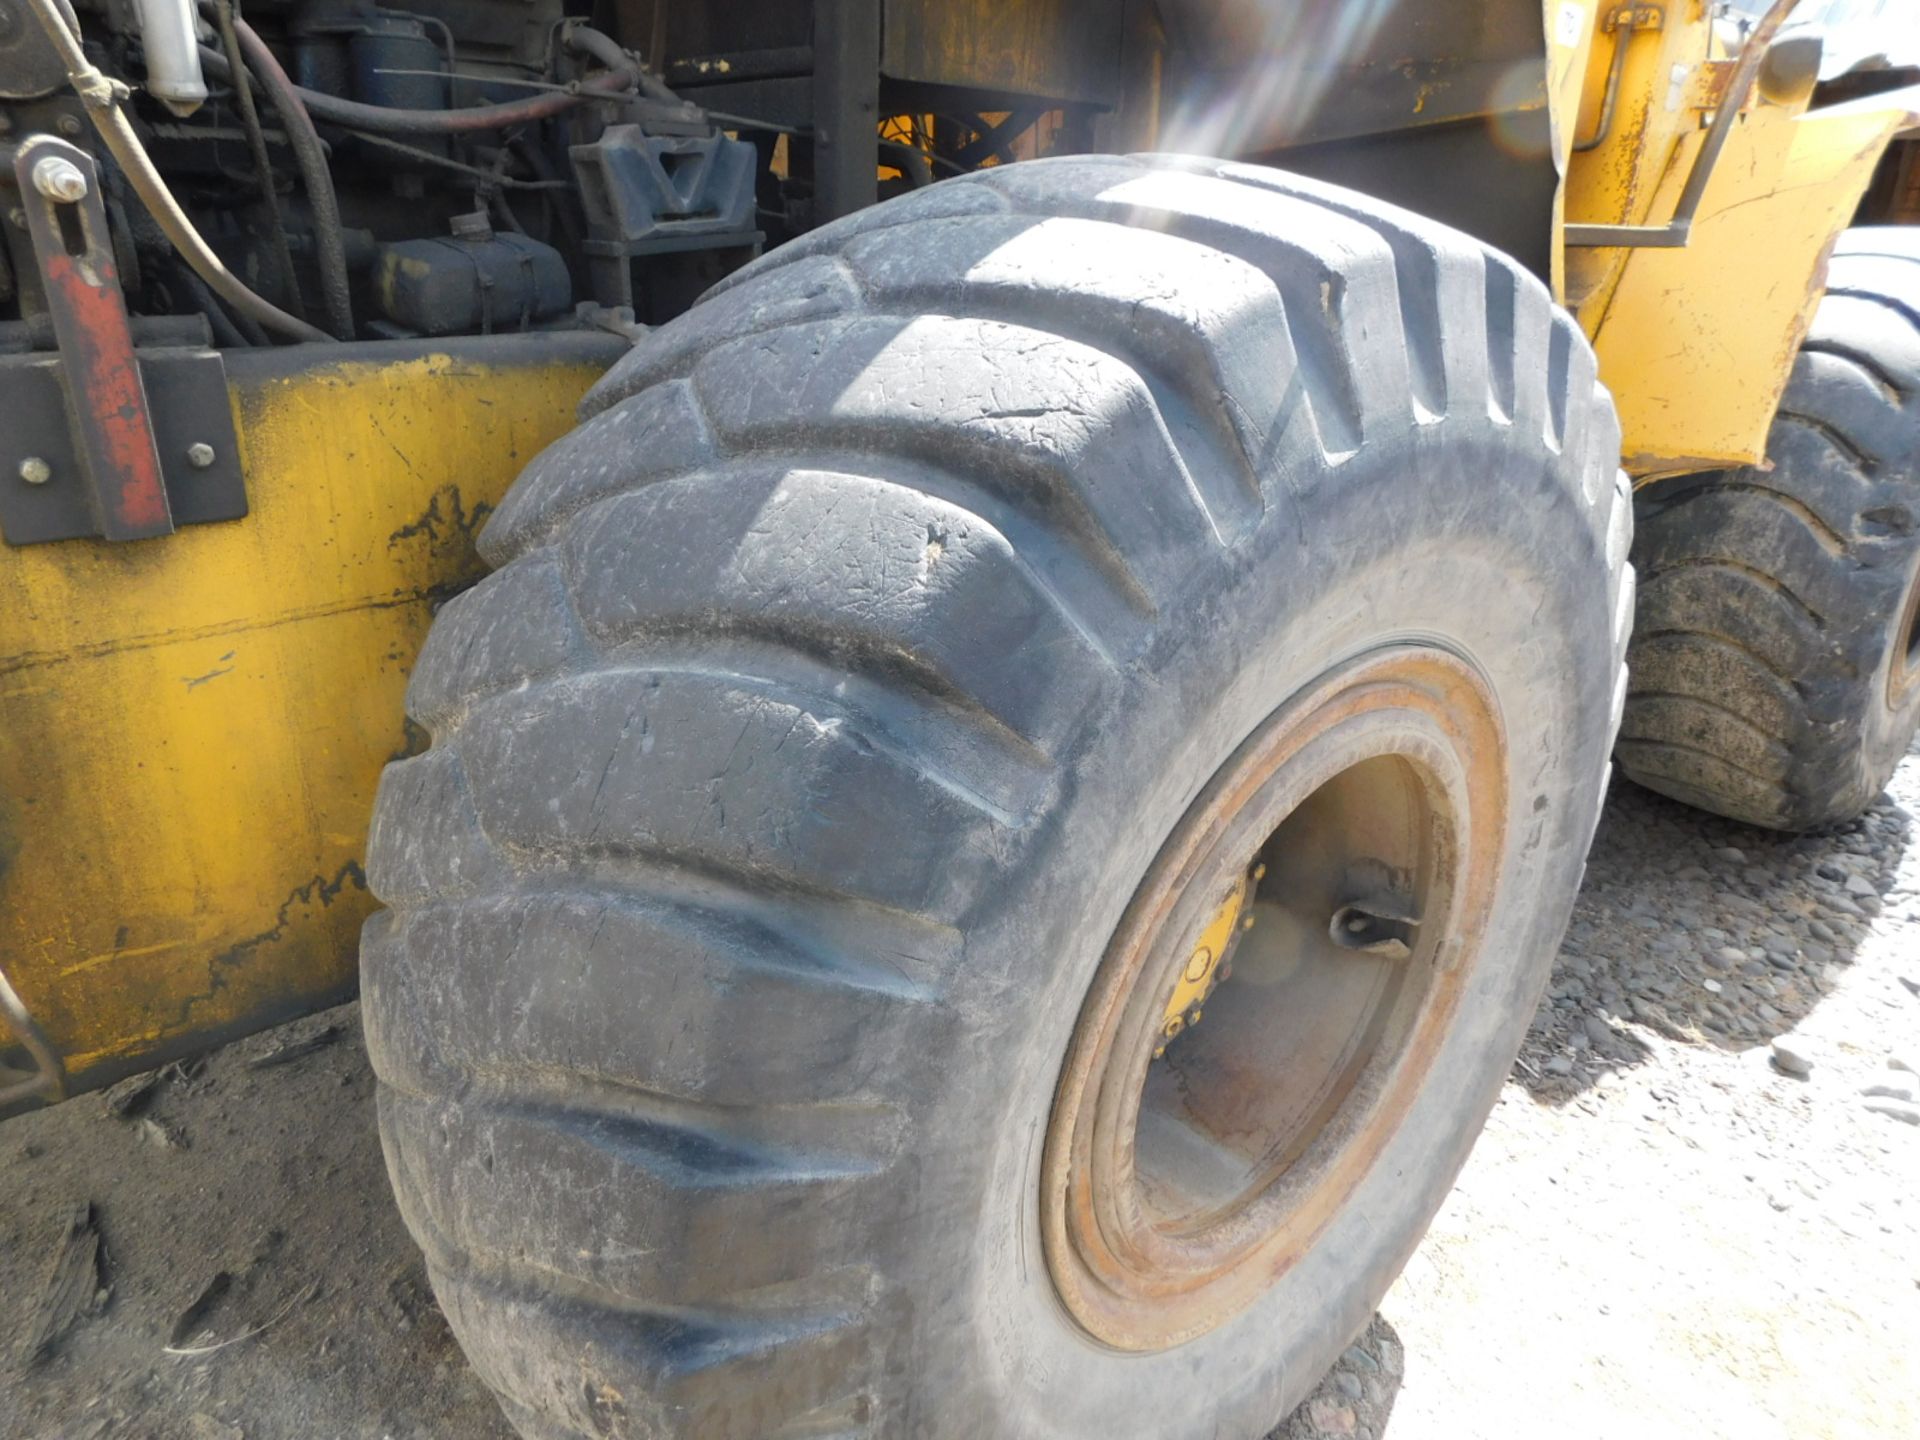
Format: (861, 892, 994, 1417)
(1549, 0, 1920, 476)
(0, 335, 619, 1093)
(1561, 0, 1722, 324)
(1596, 87, 1920, 475)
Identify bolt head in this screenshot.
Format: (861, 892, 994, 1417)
(185, 442, 216, 469)
(31, 155, 88, 204)
(57, 115, 83, 137)
(19, 457, 52, 486)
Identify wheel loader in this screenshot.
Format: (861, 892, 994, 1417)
(1, 0, 1916, 1434)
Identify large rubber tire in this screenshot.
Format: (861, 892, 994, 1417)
(1620, 228, 1920, 830)
(361, 157, 1631, 1440)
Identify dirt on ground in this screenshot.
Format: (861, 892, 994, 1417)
(4, 756, 1918, 1440)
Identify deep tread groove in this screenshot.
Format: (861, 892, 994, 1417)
(1631, 627, 1809, 698)
(882, 285, 1261, 535)
(1637, 555, 1828, 633)
(1612, 736, 1786, 794)
(981, 166, 1375, 459)
(1188, 160, 1451, 420)
(1620, 690, 1794, 753)
(1483, 258, 1518, 422)
(685, 325, 1167, 620)
(382, 1080, 894, 1190)
(1800, 340, 1911, 405)
(1546, 319, 1573, 452)
(1643, 479, 1849, 556)
(1822, 282, 1920, 338)
(1774, 408, 1883, 474)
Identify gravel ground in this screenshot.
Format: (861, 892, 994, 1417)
(3, 756, 1918, 1440)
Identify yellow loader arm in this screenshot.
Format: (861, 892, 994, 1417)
(1549, 0, 1920, 478)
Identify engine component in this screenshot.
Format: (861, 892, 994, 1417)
(291, 2, 446, 113)
(18, 0, 332, 342)
(230, 15, 355, 338)
(371, 211, 570, 335)
(0, 0, 66, 99)
(134, 0, 208, 116)
(569, 122, 758, 306)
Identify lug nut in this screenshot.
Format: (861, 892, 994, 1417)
(186, 442, 216, 469)
(19, 457, 52, 485)
(31, 156, 88, 204)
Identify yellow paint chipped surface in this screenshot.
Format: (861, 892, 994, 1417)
(1550, 0, 1919, 474)
(1594, 87, 1920, 474)
(0, 342, 612, 1084)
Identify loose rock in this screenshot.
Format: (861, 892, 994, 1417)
(1771, 1038, 1815, 1076)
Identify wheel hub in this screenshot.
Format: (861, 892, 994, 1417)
(1041, 647, 1507, 1352)
(1153, 868, 1257, 1059)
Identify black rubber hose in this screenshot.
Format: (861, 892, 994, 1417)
(560, 22, 675, 103)
(201, 42, 635, 135)
(211, 0, 303, 320)
(228, 17, 354, 338)
(174, 259, 261, 347)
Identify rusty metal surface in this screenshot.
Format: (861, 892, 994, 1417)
(8, 135, 171, 541)
(1042, 647, 1508, 1352)
(0, 332, 624, 1111)
(1889, 560, 1920, 710)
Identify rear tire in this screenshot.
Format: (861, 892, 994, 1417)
(362, 156, 1630, 1440)
(1620, 228, 1920, 830)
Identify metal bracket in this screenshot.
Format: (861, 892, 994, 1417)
(570, 123, 762, 309)
(0, 345, 246, 544)
(0, 134, 244, 545)
(1566, 0, 1803, 247)
(7, 134, 173, 538)
(1604, 4, 1664, 32)
(1574, 5, 1666, 154)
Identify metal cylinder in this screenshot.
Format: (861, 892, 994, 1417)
(134, 0, 208, 116)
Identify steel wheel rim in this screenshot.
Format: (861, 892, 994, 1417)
(1041, 647, 1508, 1352)
(1888, 556, 1920, 708)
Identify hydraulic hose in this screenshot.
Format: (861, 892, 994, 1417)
(21, 0, 333, 343)
(560, 22, 676, 104)
(210, 0, 302, 321)
(200, 41, 635, 135)
(229, 15, 354, 338)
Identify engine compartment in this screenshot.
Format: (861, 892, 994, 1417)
(0, 0, 767, 345)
